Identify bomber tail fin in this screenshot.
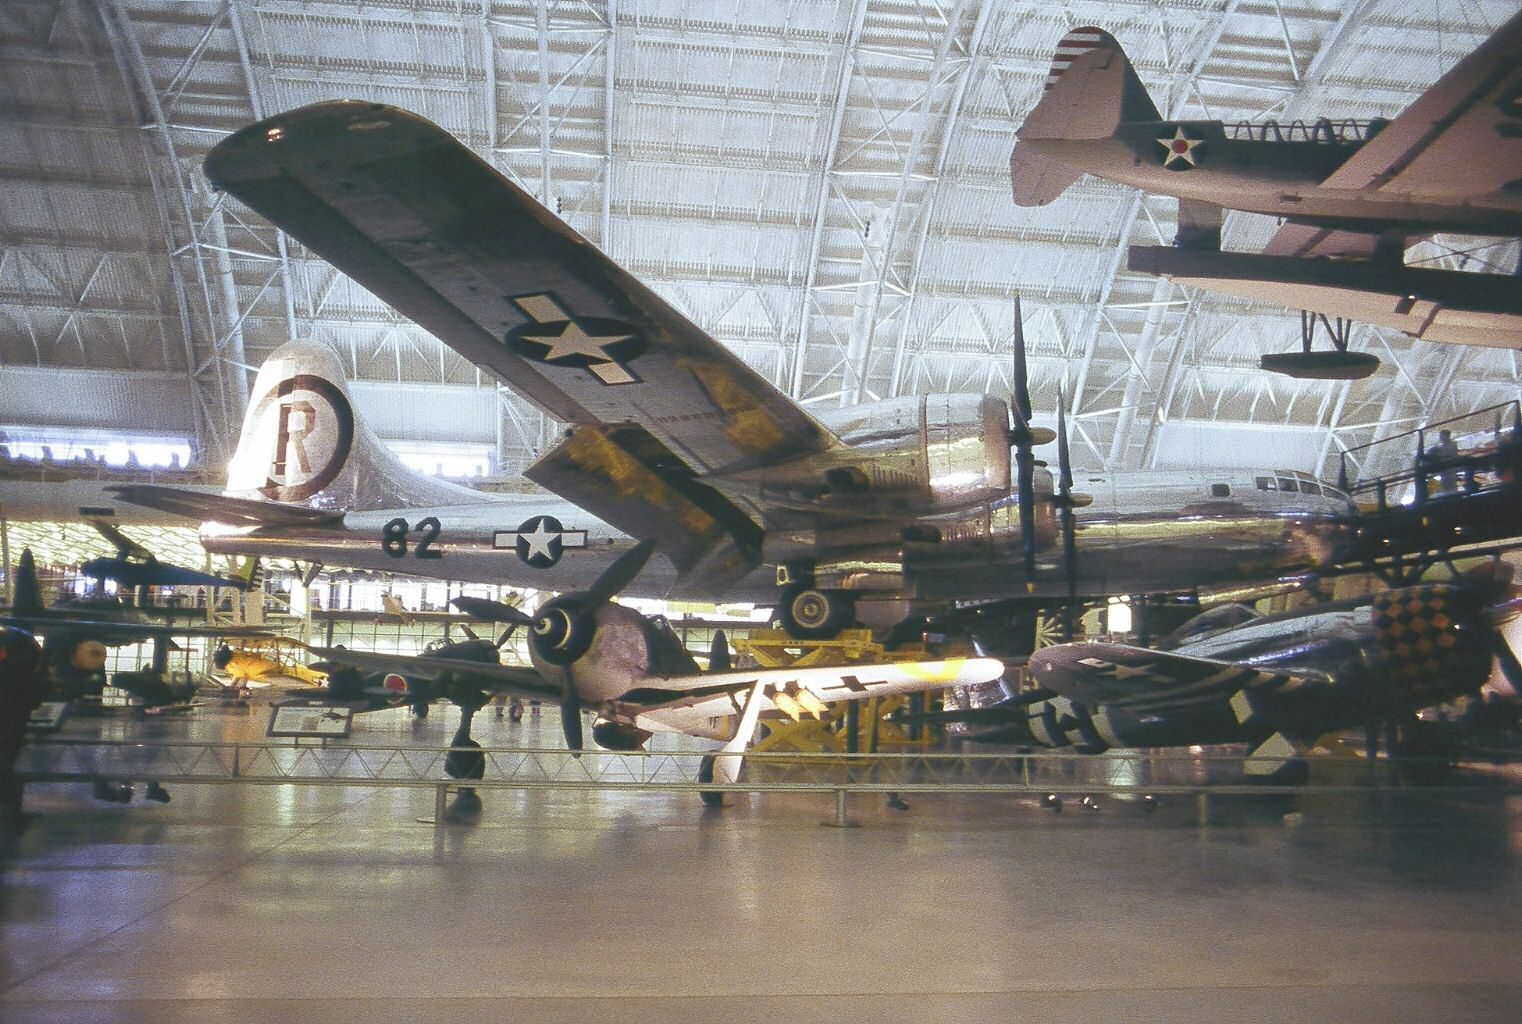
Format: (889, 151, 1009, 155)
(224, 342, 487, 512)
(1011, 27, 1161, 206)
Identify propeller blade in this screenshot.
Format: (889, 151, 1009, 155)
(494, 626, 518, 649)
(585, 539, 657, 606)
(1012, 293, 1032, 426)
(709, 629, 731, 674)
(1060, 509, 1078, 641)
(1491, 631, 1522, 694)
(450, 596, 533, 626)
(1017, 447, 1037, 573)
(560, 695, 584, 751)
(1056, 387, 1077, 640)
(1056, 386, 1073, 495)
(459, 624, 481, 642)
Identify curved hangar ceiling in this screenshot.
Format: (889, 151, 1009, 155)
(1, 0, 1518, 480)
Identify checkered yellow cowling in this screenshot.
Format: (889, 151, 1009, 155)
(1372, 585, 1491, 703)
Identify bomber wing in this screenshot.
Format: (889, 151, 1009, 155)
(1317, 10, 1522, 199)
(0, 615, 278, 641)
(629, 657, 1004, 736)
(1028, 641, 1328, 708)
(204, 102, 842, 585)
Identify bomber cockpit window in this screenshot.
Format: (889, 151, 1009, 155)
(1256, 476, 1276, 490)
(1210, 483, 1231, 497)
(1277, 477, 1298, 492)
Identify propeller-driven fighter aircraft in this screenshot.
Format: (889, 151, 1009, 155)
(919, 564, 1522, 779)
(1, 549, 273, 710)
(1012, 17, 1522, 355)
(311, 542, 1004, 802)
(107, 100, 1450, 640)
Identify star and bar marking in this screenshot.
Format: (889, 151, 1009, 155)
(506, 293, 646, 385)
(493, 515, 587, 568)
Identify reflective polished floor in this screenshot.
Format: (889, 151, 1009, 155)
(3, 702, 1522, 1023)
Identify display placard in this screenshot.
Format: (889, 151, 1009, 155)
(27, 701, 70, 732)
(267, 700, 357, 738)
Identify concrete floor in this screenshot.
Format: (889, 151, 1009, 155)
(3, 703, 1521, 1023)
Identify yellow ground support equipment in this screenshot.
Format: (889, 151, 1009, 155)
(732, 628, 945, 755)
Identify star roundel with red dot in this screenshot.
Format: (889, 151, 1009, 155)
(1157, 127, 1203, 170)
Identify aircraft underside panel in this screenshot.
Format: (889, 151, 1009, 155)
(524, 423, 763, 592)
(1130, 246, 1522, 347)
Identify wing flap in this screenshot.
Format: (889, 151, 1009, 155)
(204, 102, 840, 476)
(525, 424, 762, 589)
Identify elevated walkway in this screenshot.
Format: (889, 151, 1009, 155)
(1337, 401, 1522, 577)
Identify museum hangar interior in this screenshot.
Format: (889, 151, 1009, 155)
(2, 1, 1522, 1021)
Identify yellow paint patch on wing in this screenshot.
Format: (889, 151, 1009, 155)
(896, 658, 970, 685)
(561, 428, 718, 541)
(680, 357, 788, 459)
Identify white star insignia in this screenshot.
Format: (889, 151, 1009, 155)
(1158, 127, 1202, 169)
(522, 321, 634, 366)
(519, 519, 560, 562)
(511, 294, 641, 385)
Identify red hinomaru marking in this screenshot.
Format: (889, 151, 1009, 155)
(383, 673, 408, 703)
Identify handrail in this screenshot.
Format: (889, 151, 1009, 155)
(18, 736, 1519, 792)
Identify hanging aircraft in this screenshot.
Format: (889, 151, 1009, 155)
(310, 541, 1004, 804)
(911, 563, 1522, 780)
(1011, 17, 1522, 367)
(78, 520, 247, 594)
(109, 99, 1511, 641)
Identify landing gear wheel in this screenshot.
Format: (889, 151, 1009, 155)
(698, 754, 724, 809)
(780, 585, 853, 640)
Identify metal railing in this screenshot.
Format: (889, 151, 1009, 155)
(18, 736, 1521, 826)
(1338, 400, 1521, 500)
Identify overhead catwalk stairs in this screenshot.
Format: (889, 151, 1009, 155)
(1339, 401, 1522, 583)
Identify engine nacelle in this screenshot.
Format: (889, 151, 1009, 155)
(758, 394, 1013, 521)
(592, 718, 653, 751)
(923, 394, 1012, 510)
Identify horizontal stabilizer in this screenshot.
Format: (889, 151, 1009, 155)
(107, 485, 344, 528)
(633, 657, 1005, 738)
(1009, 148, 1085, 208)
